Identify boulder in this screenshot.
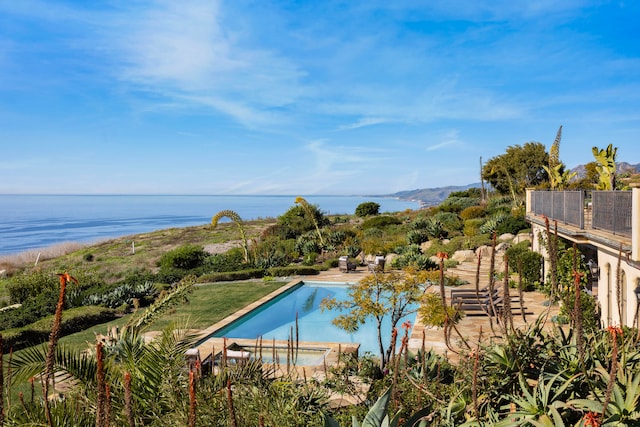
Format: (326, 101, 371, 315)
(498, 233, 515, 242)
(513, 233, 532, 244)
(495, 242, 511, 253)
(451, 249, 476, 262)
(420, 240, 433, 252)
(476, 245, 492, 258)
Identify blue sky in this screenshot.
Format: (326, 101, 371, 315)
(1, 1, 639, 195)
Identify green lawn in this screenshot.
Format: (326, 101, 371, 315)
(148, 280, 287, 331)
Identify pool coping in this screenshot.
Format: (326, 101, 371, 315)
(194, 278, 363, 368)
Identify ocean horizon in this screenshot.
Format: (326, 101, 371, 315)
(0, 194, 420, 256)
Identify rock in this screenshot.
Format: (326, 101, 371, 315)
(451, 249, 475, 262)
(385, 253, 398, 266)
(420, 240, 433, 252)
(495, 242, 511, 253)
(498, 233, 515, 242)
(513, 233, 532, 244)
(476, 245, 491, 258)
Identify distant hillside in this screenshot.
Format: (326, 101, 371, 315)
(389, 183, 481, 206)
(571, 162, 640, 178)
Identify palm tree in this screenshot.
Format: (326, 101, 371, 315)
(9, 276, 197, 425)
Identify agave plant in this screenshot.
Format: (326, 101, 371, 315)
(569, 364, 640, 426)
(323, 387, 402, 427)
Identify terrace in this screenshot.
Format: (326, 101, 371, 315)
(525, 188, 640, 327)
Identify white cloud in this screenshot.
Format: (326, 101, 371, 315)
(426, 130, 462, 151)
(110, 0, 304, 126)
(337, 117, 390, 131)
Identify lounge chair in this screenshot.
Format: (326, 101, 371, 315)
(339, 256, 357, 273)
(368, 255, 385, 272)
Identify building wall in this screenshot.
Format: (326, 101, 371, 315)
(596, 249, 639, 327)
(530, 223, 640, 328)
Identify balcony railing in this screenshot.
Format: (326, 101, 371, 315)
(529, 190, 632, 238)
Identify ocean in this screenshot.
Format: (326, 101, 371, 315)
(0, 194, 420, 255)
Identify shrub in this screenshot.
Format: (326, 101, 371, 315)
(6, 270, 59, 304)
(436, 196, 480, 213)
(1, 306, 116, 352)
(560, 291, 600, 334)
(277, 204, 329, 239)
(419, 292, 463, 327)
(0, 288, 59, 330)
(460, 205, 486, 220)
(391, 245, 437, 271)
(159, 244, 209, 270)
(422, 217, 448, 240)
(506, 241, 542, 291)
(479, 212, 509, 234)
(448, 188, 483, 198)
(207, 249, 246, 272)
(355, 202, 380, 217)
(495, 214, 530, 235)
(463, 218, 484, 237)
(197, 269, 265, 283)
(433, 212, 462, 234)
(267, 266, 321, 276)
(361, 215, 402, 230)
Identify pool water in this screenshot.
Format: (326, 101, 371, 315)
(212, 282, 417, 355)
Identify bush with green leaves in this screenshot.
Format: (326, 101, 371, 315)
(158, 244, 210, 270)
(276, 203, 328, 239)
(463, 218, 484, 236)
(506, 241, 542, 291)
(6, 270, 60, 304)
(207, 248, 246, 272)
(460, 205, 486, 220)
(433, 211, 463, 234)
(197, 269, 266, 282)
(355, 201, 380, 217)
(436, 196, 480, 213)
(560, 290, 600, 334)
(0, 288, 59, 330)
(448, 187, 483, 198)
(252, 237, 296, 269)
(495, 213, 529, 235)
(360, 215, 402, 230)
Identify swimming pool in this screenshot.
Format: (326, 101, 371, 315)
(210, 281, 417, 356)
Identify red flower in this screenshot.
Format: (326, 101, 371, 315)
(607, 325, 623, 338)
(583, 411, 600, 427)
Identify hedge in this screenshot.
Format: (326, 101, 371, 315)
(267, 266, 321, 276)
(1, 306, 117, 352)
(196, 269, 265, 283)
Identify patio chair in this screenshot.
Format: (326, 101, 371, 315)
(368, 255, 385, 272)
(339, 256, 357, 273)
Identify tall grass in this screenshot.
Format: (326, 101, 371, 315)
(0, 242, 88, 273)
